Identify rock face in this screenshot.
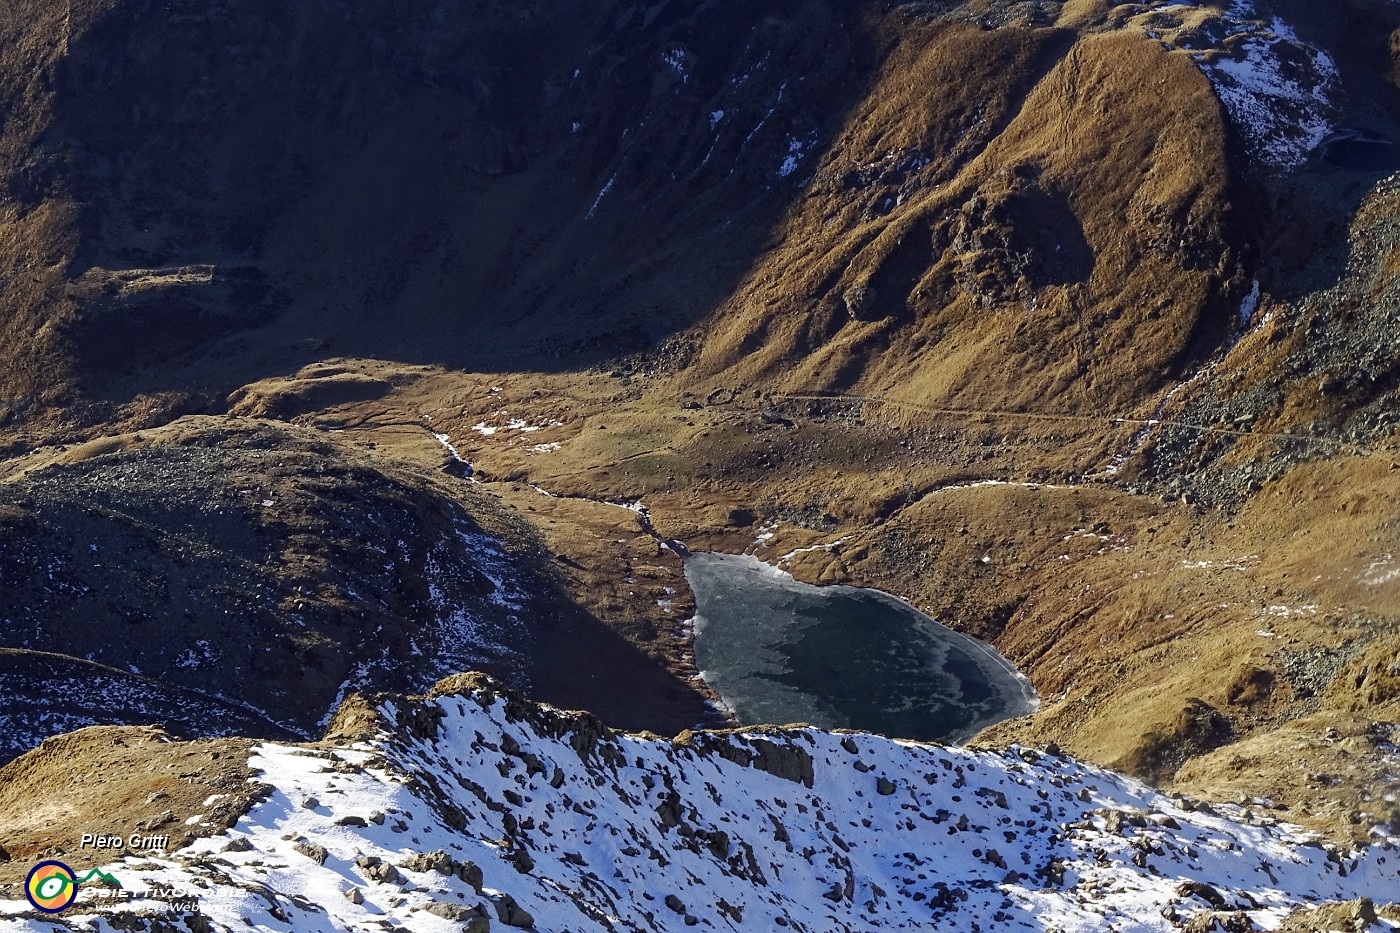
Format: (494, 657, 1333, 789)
(1, 675, 1391, 931)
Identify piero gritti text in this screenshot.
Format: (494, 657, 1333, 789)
(79, 832, 170, 852)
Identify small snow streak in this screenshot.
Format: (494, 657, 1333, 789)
(585, 171, 618, 220)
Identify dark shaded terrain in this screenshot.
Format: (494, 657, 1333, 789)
(0, 417, 715, 762)
(0, 0, 881, 433)
(0, 649, 297, 763)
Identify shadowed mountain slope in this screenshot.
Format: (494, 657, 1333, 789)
(0, 0, 881, 426)
(0, 416, 716, 763)
(0, 0, 1290, 441)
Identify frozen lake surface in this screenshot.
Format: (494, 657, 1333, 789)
(687, 553, 1035, 743)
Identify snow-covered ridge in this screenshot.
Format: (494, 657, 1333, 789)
(2, 675, 1394, 932)
(1123, 1, 1340, 169)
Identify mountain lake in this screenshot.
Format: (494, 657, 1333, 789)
(687, 553, 1036, 743)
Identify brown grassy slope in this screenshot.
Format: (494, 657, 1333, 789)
(0, 726, 257, 885)
(691, 25, 1239, 419)
(0, 0, 89, 415)
(839, 440, 1397, 839)
(0, 3, 1247, 452)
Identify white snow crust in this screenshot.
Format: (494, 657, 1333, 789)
(3, 685, 1394, 931)
(1132, 1, 1341, 169)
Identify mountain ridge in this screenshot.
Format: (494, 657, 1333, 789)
(1, 673, 1394, 931)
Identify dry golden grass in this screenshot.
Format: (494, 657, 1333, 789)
(692, 25, 1235, 425)
(0, 727, 257, 885)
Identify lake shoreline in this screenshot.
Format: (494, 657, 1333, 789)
(684, 552, 1037, 745)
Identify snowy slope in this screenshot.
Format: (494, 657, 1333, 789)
(1, 676, 1395, 932)
(0, 650, 302, 764)
(1201, 2, 1340, 169)
(1127, 1, 1340, 169)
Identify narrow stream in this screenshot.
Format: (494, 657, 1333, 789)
(686, 553, 1036, 744)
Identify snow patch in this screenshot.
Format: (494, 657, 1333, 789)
(470, 416, 562, 437)
(662, 48, 688, 83)
(1361, 554, 1400, 587)
(777, 136, 811, 179)
(1199, 3, 1340, 168)
(1238, 278, 1261, 330)
(777, 536, 849, 566)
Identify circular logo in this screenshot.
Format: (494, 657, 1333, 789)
(25, 861, 78, 913)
